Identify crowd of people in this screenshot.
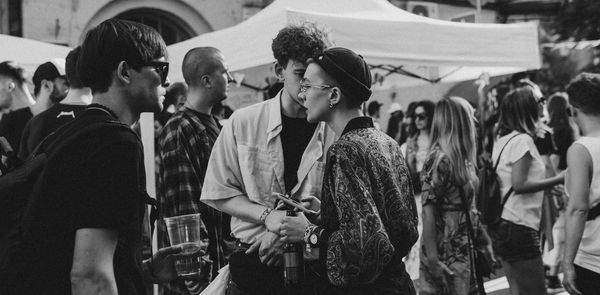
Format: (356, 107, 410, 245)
(0, 17, 599, 295)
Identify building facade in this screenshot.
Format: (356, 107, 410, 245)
(0, 0, 274, 46)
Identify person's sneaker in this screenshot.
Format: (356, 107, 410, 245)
(547, 275, 562, 290)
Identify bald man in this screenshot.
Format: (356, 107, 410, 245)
(156, 47, 234, 294)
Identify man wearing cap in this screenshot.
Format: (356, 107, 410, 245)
(280, 47, 418, 294)
(0, 59, 68, 156)
(19, 47, 92, 159)
(200, 23, 335, 295)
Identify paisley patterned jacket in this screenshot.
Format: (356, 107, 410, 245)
(317, 117, 419, 294)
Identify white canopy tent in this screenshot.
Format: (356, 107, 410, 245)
(167, 0, 540, 89)
(0, 34, 71, 77)
(0, 34, 71, 109)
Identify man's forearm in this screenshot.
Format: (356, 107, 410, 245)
(71, 271, 117, 295)
(212, 195, 270, 224)
(563, 206, 588, 265)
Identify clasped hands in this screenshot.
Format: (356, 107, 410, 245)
(246, 195, 321, 266)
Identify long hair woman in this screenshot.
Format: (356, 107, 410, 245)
(490, 86, 564, 295)
(400, 99, 435, 280)
(279, 47, 419, 294)
(419, 97, 481, 294)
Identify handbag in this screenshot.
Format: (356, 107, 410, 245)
(458, 186, 490, 295)
(200, 265, 230, 295)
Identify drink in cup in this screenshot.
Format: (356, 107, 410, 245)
(164, 213, 207, 278)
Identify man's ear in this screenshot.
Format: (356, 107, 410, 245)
(201, 75, 211, 88)
(116, 61, 131, 84)
(274, 62, 285, 81)
(7, 82, 15, 92)
(329, 87, 342, 107)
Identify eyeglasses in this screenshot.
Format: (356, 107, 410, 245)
(414, 113, 428, 121)
(299, 79, 333, 93)
(131, 61, 169, 85)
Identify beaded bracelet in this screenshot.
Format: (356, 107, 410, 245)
(259, 207, 273, 224)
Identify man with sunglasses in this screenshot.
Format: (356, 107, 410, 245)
(5, 19, 181, 295)
(157, 47, 234, 295)
(200, 23, 335, 294)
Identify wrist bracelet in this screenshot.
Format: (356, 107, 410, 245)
(259, 207, 273, 224)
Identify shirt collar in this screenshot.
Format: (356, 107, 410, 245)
(267, 91, 283, 134)
(341, 116, 374, 136)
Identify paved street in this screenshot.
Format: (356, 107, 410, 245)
(485, 276, 567, 295)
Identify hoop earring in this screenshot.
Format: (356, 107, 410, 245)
(329, 103, 334, 109)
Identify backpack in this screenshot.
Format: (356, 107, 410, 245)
(477, 134, 519, 226)
(0, 113, 135, 288)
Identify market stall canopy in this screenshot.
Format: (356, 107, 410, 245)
(167, 0, 540, 86)
(0, 34, 71, 78)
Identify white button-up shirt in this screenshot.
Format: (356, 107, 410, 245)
(201, 94, 335, 244)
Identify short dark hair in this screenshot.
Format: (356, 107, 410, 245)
(65, 46, 84, 89)
(164, 82, 187, 108)
(271, 23, 333, 68)
(78, 19, 167, 93)
(497, 86, 539, 136)
(367, 101, 381, 116)
(567, 73, 600, 115)
(0, 61, 26, 87)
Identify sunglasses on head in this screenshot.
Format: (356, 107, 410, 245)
(414, 113, 428, 120)
(537, 96, 547, 105)
(131, 61, 169, 85)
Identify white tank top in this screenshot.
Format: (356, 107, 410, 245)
(567, 137, 600, 274)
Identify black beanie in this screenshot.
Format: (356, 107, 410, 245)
(314, 47, 372, 101)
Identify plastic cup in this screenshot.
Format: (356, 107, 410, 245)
(164, 213, 206, 278)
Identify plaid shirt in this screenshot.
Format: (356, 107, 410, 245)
(157, 107, 231, 295)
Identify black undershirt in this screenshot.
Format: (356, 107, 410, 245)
(280, 113, 318, 193)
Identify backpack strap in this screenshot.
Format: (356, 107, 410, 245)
(588, 203, 600, 221)
(31, 116, 132, 158)
(493, 133, 521, 212)
(493, 133, 521, 171)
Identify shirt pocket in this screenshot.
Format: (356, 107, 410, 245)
(237, 145, 275, 205)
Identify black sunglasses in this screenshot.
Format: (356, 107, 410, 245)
(131, 61, 169, 85)
(414, 113, 428, 121)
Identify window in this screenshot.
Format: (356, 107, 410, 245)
(116, 8, 194, 45)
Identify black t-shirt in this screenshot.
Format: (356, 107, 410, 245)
(280, 113, 318, 193)
(18, 106, 147, 295)
(0, 107, 33, 154)
(19, 103, 88, 159)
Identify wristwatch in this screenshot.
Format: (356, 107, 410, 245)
(307, 226, 324, 248)
(309, 231, 319, 247)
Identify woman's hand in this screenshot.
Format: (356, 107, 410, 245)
(279, 213, 309, 243)
(300, 195, 321, 214)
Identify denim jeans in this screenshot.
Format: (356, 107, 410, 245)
(489, 219, 541, 262)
